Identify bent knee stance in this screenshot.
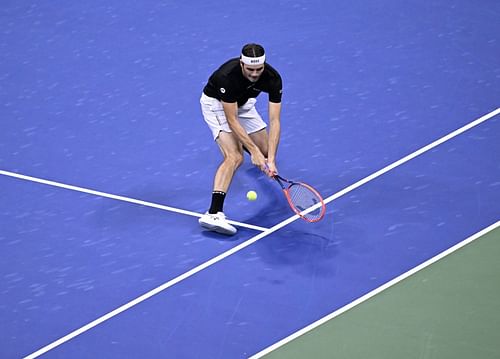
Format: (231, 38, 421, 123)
(223, 153, 244, 169)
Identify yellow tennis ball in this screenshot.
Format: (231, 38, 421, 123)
(246, 190, 257, 201)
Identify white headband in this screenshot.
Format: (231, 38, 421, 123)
(240, 54, 266, 66)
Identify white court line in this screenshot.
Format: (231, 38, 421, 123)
(20, 107, 499, 359)
(249, 220, 500, 358)
(21, 215, 302, 359)
(0, 170, 269, 232)
(296, 107, 500, 217)
(322, 108, 500, 205)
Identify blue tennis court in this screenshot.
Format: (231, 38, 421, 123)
(1, 1, 499, 358)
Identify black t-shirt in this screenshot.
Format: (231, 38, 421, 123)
(203, 58, 282, 107)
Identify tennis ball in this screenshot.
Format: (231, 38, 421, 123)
(246, 190, 257, 201)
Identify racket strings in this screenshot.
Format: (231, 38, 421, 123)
(288, 184, 323, 220)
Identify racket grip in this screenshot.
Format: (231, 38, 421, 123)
(264, 162, 278, 177)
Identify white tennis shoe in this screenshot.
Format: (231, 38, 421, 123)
(198, 211, 237, 235)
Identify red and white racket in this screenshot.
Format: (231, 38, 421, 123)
(272, 174, 326, 223)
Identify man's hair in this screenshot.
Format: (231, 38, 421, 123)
(241, 43, 265, 57)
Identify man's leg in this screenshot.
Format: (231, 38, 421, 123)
(199, 131, 243, 235)
(213, 131, 244, 194)
(249, 128, 269, 157)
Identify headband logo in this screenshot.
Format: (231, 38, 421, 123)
(241, 54, 266, 66)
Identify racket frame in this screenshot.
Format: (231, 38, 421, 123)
(273, 175, 326, 222)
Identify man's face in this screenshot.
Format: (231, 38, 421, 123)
(240, 62, 265, 83)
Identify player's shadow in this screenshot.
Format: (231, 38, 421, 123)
(252, 227, 340, 277)
(199, 230, 242, 242)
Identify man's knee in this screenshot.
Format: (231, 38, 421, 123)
(224, 152, 244, 168)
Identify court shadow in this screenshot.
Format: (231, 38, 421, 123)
(199, 230, 241, 242)
(253, 228, 340, 277)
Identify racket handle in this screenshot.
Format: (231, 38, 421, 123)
(264, 162, 278, 177)
(273, 175, 287, 189)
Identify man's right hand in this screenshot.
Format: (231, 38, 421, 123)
(250, 150, 268, 174)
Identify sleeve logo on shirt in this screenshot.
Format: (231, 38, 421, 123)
(220, 87, 226, 94)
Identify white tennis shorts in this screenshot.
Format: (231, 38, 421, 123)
(200, 93, 267, 140)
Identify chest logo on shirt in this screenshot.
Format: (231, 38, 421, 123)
(220, 87, 226, 94)
(247, 85, 261, 92)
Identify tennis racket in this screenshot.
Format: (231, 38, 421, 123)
(272, 174, 326, 222)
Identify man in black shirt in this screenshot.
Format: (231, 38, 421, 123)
(199, 43, 283, 235)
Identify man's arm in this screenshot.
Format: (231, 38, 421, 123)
(221, 101, 267, 172)
(266, 101, 281, 175)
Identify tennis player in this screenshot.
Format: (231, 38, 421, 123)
(199, 43, 283, 235)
